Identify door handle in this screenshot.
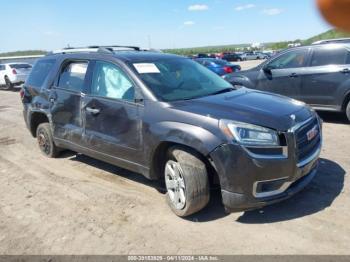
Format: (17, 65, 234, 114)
(86, 107, 100, 115)
(340, 68, 350, 74)
(289, 73, 298, 78)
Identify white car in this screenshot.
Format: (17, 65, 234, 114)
(0, 63, 32, 89)
(241, 52, 268, 60)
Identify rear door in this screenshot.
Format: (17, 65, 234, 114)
(256, 48, 310, 99)
(83, 60, 142, 165)
(50, 60, 89, 145)
(300, 45, 350, 108)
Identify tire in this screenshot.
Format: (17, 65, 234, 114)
(346, 100, 350, 122)
(164, 146, 210, 217)
(36, 123, 61, 158)
(4, 76, 13, 90)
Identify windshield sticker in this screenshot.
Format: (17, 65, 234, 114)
(133, 63, 160, 74)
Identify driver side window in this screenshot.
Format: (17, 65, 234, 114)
(91, 61, 134, 101)
(268, 49, 309, 69)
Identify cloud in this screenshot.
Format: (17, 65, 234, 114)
(235, 4, 255, 11)
(188, 4, 209, 11)
(262, 8, 283, 15)
(183, 21, 195, 26)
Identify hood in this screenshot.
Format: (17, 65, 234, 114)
(170, 88, 314, 131)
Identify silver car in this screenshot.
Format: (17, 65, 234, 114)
(0, 63, 32, 90)
(242, 52, 268, 60)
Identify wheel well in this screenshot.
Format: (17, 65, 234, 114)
(342, 92, 350, 111)
(150, 142, 220, 188)
(30, 112, 49, 137)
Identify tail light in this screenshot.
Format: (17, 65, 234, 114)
(19, 89, 25, 100)
(224, 66, 233, 73)
(12, 69, 17, 75)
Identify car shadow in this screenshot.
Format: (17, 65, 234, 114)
(60, 152, 344, 223)
(60, 150, 229, 221)
(317, 111, 348, 124)
(60, 151, 166, 193)
(236, 158, 345, 224)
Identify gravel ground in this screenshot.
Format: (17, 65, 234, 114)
(0, 61, 349, 254)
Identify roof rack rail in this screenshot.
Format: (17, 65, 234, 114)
(49, 45, 141, 55)
(88, 45, 141, 51)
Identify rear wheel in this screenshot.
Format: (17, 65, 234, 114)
(346, 100, 350, 122)
(36, 123, 61, 158)
(164, 147, 210, 217)
(4, 77, 13, 90)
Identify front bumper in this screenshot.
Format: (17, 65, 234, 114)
(210, 118, 321, 211)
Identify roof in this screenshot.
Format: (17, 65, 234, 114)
(112, 51, 183, 62)
(45, 50, 184, 63)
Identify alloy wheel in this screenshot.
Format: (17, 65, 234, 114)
(165, 160, 186, 210)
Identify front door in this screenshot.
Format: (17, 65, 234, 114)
(256, 48, 310, 99)
(83, 60, 142, 165)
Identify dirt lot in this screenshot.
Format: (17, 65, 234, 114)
(0, 61, 349, 255)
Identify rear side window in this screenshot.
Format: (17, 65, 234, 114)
(58, 61, 88, 92)
(311, 47, 349, 66)
(0, 65, 5, 71)
(26, 59, 55, 87)
(10, 64, 32, 69)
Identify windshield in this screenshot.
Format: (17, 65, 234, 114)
(130, 58, 233, 101)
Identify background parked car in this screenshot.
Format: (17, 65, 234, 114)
(0, 63, 32, 90)
(241, 52, 268, 60)
(221, 53, 244, 62)
(224, 42, 350, 121)
(195, 58, 241, 76)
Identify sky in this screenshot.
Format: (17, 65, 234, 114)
(1, 0, 331, 52)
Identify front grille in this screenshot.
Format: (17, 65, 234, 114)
(295, 117, 321, 162)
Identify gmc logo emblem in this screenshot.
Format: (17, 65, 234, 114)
(307, 125, 319, 141)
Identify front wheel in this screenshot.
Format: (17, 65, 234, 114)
(346, 100, 350, 122)
(164, 147, 210, 217)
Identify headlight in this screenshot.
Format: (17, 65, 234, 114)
(219, 120, 279, 146)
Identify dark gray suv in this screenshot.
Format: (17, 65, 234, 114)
(21, 46, 322, 217)
(224, 43, 350, 122)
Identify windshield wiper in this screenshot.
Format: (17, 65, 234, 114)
(179, 87, 236, 101)
(208, 87, 236, 96)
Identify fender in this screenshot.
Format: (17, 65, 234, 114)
(147, 121, 224, 156)
(337, 81, 350, 111)
(27, 94, 53, 137)
(145, 121, 226, 179)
